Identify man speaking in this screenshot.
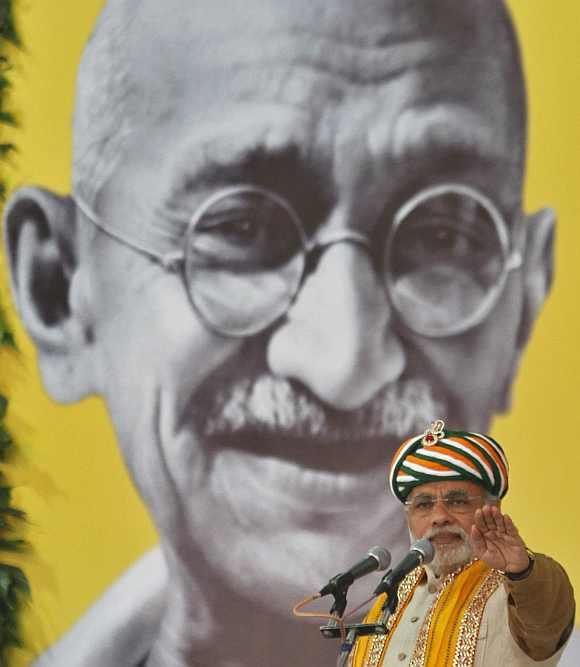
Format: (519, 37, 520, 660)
(350, 421, 574, 665)
(2, 0, 558, 664)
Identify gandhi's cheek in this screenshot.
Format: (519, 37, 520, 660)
(96, 288, 243, 441)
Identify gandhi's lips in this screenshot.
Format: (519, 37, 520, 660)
(206, 431, 397, 472)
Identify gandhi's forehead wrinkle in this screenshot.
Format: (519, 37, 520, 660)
(201, 31, 450, 89)
(391, 106, 499, 164)
(281, 35, 446, 87)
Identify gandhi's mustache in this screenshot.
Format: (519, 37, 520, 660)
(199, 376, 444, 440)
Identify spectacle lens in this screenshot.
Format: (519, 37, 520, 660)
(386, 185, 511, 337)
(185, 187, 306, 336)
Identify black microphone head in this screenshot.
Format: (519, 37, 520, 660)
(367, 546, 391, 571)
(410, 538, 435, 564)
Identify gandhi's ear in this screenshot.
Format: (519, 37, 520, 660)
(3, 186, 95, 402)
(517, 208, 555, 348)
(497, 208, 555, 413)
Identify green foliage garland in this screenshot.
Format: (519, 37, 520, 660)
(0, 0, 30, 662)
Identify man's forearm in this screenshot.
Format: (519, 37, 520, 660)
(505, 552, 575, 660)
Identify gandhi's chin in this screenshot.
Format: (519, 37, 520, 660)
(192, 513, 397, 616)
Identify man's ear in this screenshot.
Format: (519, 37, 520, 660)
(517, 208, 556, 348)
(3, 186, 95, 402)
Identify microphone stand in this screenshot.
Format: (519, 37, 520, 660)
(336, 625, 358, 667)
(328, 586, 357, 667)
(318, 585, 393, 667)
(380, 577, 400, 617)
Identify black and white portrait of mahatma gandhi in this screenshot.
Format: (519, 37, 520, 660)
(2, 0, 566, 665)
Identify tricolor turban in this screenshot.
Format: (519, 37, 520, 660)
(389, 420, 509, 503)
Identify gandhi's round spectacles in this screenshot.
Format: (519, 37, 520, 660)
(404, 493, 485, 518)
(74, 183, 522, 338)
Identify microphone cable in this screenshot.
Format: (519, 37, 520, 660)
(292, 593, 347, 642)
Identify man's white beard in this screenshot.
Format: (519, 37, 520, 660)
(416, 525, 474, 578)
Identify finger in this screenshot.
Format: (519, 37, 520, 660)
(490, 505, 507, 533)
(470, 525, 486, 556)
(474, 508, 489, 533)
(480, 505, 497, 532)
(503, 514, 525, 543)
(473, 509, 487, 538)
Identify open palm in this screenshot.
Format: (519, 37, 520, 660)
(470, 505, 530, 574)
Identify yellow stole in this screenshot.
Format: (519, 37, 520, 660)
(349, 560, 503, 667)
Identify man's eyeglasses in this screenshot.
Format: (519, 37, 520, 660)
(74, 182, 522, 338)
(404, 492, 486, 518)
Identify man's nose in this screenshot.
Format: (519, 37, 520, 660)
(266, 242, 406, 410)
(430, 500, 454, 527)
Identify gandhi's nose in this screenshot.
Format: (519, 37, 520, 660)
(266, 243, 406, 410)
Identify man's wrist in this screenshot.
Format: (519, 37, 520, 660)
(503, 549, 535, 581)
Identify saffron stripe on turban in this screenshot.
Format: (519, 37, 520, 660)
(388, 424, 509, 502)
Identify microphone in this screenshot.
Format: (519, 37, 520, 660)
(319, 546, 391, 597)
(373, 538, 434, 597)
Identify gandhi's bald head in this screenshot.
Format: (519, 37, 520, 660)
(73, 0, 526, 209)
